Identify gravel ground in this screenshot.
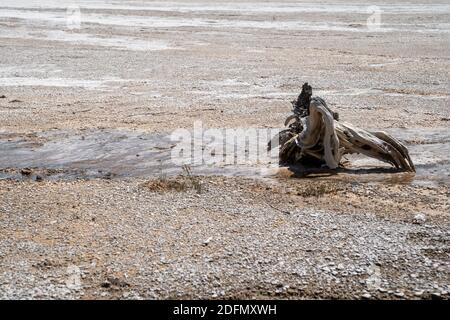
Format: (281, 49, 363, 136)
(0, 0, 449, 299)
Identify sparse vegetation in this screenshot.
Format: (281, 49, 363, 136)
(296, 181, 343, 197)
(142, 165, 202, 193)
(143, 178, 188, 192)
(182, 164, 202, 194)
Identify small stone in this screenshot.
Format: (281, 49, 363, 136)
(20, 168, 32, 176)
(361, 293, 371, 299)
(203, 237, 212, 246)
(412, 213, 426, 224)
(414, 290, 424, 296)
(394, 291, 405, 298)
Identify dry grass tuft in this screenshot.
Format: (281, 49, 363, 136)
(142, 165, 202, 193)
(296, 181, 343, 197)
(143, 178, 188, 192)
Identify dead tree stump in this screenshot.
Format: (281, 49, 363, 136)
(271, 83, 415, 172)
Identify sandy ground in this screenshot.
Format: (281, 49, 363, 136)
(0, 0, 449, 299)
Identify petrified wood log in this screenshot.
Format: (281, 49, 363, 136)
(271, 83, 415, 172)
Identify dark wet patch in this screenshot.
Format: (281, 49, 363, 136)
(0, 128, 449, 186)
(0, 129, 174, 180)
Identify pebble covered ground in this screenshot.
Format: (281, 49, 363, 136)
(0, 176, 448, 299)
(0, 0, 449, 299)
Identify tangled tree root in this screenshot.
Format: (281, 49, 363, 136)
(270, 83, 415, 172)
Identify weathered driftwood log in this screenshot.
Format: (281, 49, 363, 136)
(271, 83, 415, 172)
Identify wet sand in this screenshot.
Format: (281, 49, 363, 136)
(0, 0, 449, 299)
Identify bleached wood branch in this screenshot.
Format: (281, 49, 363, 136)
(276, 86, 415, 172)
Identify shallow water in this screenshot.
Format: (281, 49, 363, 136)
(0, 128, 448, 186)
